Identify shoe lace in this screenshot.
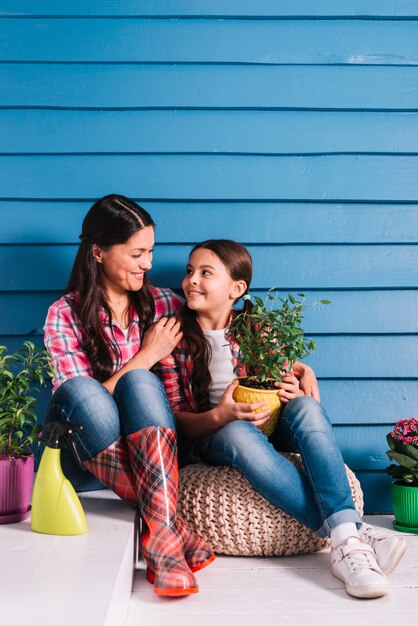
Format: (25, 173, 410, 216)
(362, 528, 386, 548)
(347, 548, 377, 574)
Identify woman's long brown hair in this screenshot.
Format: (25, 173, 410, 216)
(64, 194, 156, 382)
(179, 240, 253, 410)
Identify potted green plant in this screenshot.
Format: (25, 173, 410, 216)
(386, 418, 418, 533)
(0, 341, 53, 524)
(228, 289, 329, 436)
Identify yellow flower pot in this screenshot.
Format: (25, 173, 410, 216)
(233, 382, 282, 437)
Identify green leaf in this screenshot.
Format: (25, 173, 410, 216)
(229, 288, 327, 384)
(387, 451, 418, 470)
(403, 443, 418, 461)
(385, 464, 405, 479)
(386, 434, 397, 451)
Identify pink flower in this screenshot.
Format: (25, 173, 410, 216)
(390, 418, 418, 445)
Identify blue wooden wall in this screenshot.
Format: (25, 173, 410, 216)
(1, 1, 417, 512)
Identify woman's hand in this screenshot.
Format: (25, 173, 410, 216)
(102, 317, 182, 394)
(293, 363, 320, 402)
(274, 372, 304, 404)
(214, 379, 272, 427)
(136, 317, 183, 368)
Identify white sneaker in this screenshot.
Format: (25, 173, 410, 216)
(360, 525, 407, 575)
(330, 538, 390, 598)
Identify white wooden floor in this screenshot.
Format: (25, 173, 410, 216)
(126, 516, 418, 626)
(1, 490, 136, 626)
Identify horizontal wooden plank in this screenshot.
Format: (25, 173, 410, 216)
(355, 471, 393, 513)
(0, 332, 415, 420)
(335, 425, 395, 470)
(319, 379, 418, 424)
(2, 65, 418, 110)
(2, 19, 418, 65)
(12, 356, 418, 431)
(4, 201, 418, 244)
(1, 201, 417, 244)
(3, 110, 418, 154)
(130, 586, 418, 615)
(1, 342, 413, 426)
(162, 554, 418, 584)
(1, 290, 417, 335)
(304, 335, 418, 378)
(1, 155, 418, 201)
(286, 290, 418, 334)
(1, 331, 417, 378)
(11, 376, 418, 442)
(2, 1, 418, 19)
(1, 244, 417, 290)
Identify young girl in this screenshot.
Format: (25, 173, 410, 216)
(43, 194, 215, 597)
(159, 239, 407, 600)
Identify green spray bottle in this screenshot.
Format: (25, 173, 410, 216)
(31, 421, 88, 535)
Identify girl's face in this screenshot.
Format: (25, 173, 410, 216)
(92, 225, 154, 296)
(183, 248, 246, 324)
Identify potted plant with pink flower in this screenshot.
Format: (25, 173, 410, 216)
(386, 418, 418, 533)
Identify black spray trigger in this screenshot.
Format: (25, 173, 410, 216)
(43, 421, 86, 471)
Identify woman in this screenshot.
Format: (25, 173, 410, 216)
(158, 239, 407, 599)
(43, 194, 214, 597)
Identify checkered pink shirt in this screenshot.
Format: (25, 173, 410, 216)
(44, 286, 184, 391)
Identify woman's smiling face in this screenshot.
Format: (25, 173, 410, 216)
(182, 248, 245, 323)
(93, 225, 155, 295)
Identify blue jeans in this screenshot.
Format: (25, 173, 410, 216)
(44, 369, 176, 490)
(192, 396, 363, 537)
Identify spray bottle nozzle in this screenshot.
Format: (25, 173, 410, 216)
(43, 421, 86, 471)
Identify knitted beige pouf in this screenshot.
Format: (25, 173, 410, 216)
(178, 454, 364, 557)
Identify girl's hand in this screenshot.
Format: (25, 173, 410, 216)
(137, 317, 183, 367)
(215, 379, 272, 427)
(295, 364, 320, 402)
(274, 372, 304, 404)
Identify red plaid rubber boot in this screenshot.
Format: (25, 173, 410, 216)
(83, 438, 215, 575)
(83, 437, 137, 506)
(146, 515, 215, 584)
(126, 426, 198, 597)
(170, 516, 215, 574)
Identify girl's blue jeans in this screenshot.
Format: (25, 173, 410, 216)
(44, 369, 176, 491)
(191, 396, 363, 537)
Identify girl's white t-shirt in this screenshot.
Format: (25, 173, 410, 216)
(203, 328, 235, 407)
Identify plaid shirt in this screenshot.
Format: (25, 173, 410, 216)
(158, 330, 246, 413)
(44, 286, 184, 391)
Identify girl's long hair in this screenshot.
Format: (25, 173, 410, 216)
(64, 194, 155, 382)
(179, 240, 253, 410)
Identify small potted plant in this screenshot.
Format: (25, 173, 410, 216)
(0, 341, 53, 524)
(386, 418, 418, 533)
(229, 289, 329, 436)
